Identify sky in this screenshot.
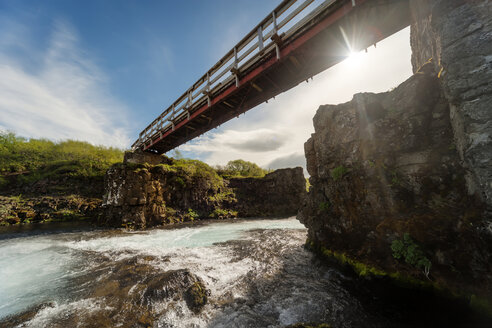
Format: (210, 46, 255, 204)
(0, 0, 413, 172)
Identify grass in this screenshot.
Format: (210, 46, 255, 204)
(0, 131, 124, 192)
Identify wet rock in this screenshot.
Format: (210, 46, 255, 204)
(185, 280, 208, 313)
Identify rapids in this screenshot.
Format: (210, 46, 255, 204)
(0, 218, 490, 328)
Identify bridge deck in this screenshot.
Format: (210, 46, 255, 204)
(133, 0, 411, 154)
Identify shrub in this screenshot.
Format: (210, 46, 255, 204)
(391, 233, 431, 278)
(330, 165, 349, 181)
(187, 208, 199, 220)
(216, 159, 269, 178)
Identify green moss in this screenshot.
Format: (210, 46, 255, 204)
(286, 323, 332, 328)
(174, 176, 186, 187)
(155, 163, 177, 173)
(470, 295, 492, 317)
(330, 165, 349, 181)
(307, 239, 492, 318)
(321, 247, 386, 277)
(185, 281, 208, 314)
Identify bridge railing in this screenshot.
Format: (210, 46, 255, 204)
(133, 0, 341, 151)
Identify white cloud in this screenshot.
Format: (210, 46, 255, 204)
(0, 19, 131, 148)
(179, 27, 413, 171)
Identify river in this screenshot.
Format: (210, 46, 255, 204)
(0, 218, 489, 327)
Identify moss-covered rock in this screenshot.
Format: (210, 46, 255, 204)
(0, 195, 101, 226)
(185, 280, 208, 313)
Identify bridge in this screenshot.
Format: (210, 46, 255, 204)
(132, 0, 411, 154)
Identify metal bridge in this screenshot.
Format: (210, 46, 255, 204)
(132, 0, 411, 153)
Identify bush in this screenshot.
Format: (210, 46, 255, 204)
(391, 233, 431, 278)
(187, 208, 199, 220)
(215, 159, 269, 178)
(330, 165, 349, 181)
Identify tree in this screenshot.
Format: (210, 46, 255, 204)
(223, 159, 267, 177)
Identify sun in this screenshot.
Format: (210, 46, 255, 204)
(345, 50, 364, 66)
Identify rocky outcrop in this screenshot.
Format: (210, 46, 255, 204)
(229, 167, 306, 217)
(0, 195, 101, 226)
(298, 66, 492, 302)
(410, 0, 492, 212)
(102, 152, 306, 229)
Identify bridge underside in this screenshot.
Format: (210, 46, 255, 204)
(144, 0, 411, 154)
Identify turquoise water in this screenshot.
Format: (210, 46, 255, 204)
(0, 217, 305, 320)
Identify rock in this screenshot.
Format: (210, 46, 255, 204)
(88, 258, 210, 317)
(185, 280, 208, 314)
(410, 0, 492, 213)
(123, 149, 173, 166)
(229, 167, 306, 217)
(298, 67, 492, 301)
(0, 195, 101, 226)
(102, 158, 306, 228)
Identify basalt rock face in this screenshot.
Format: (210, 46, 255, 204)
(410, 0, 492, 213)
(298, 67, 492, 300)
(101, 154, 227, 229)
(229, 167, 306, 217)
(102, 152, 306, 228)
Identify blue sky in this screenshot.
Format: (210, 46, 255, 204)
(0, 0, 413, 170)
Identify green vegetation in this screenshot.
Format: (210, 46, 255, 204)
(391, 233, 431, 278)
(330, 165, 349, 181)
(172, 159, 224, 191)
(318, 201, 330, 212)
(187, 208, 199, 221)
(215, 159, 270, 178)
(0, 131, 123, 193)
(208, 190, 236, 203)
(209, 207, 238, 219)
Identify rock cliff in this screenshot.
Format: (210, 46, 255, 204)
(102, 152, 305, 229)
(229, 167, 306, 217)
(410, 0, 492, 212)
(298, 66, 492, 303)
(298, 0, 492, 307)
